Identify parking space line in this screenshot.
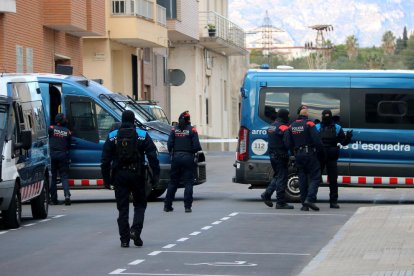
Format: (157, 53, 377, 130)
(229, 212, 238, 216)
(177, 238, 189, 242)
(239, 212, 348, 217)
(40, 219, 51, 222)
(0, 231, 7, 235)
(220, 217, 230, 220)
(212, 221, 222, 225)
(201, 226, 212, 230)
(128, 259, 145, 265)
(189, 231, 201, 236)
(161, 250, 310, 256)
(163, 244, 176, 249)
(52, 215, 66, 218)
(24, 223, 36, 227)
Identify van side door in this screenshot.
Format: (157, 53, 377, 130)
(64, 95, 117, 180)
(349, 77, 414, 177)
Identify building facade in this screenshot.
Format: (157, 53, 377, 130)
(167, 0, 248, 149)
(82, 0, 169, 114)
(0, 0, 105, 75)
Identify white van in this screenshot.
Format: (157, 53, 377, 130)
(0, 74, 49, 228)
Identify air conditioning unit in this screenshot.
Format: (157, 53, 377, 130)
(0, 0, 16, 13)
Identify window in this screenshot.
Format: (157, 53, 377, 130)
(259, 89, 289, 123)
(157, 0, 177, 19)
(0, 104, 8, 130)
(302, 93, 341, 123)
(96, 104, 116, 140)
(143, 48, 151, 63)
(16, 45, 24, 73)
(365, 93, 414, 126)
(112, 0, 125, 14)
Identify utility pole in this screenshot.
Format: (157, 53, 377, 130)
(304, 24, 334, 69)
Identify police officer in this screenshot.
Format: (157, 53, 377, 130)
(284, 105, 323, 211)
(49, 113, 72, 206)
(101, 110, 160, 248)
(261, 109, 294, 209)
(315, 109, 353, 209)
(164, 111, 202, 213)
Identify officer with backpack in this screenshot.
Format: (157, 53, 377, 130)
(164, 111, 202, 213)
(101, 110, 160, 248)
(49, 113, 72, 206)
(315, 109, 353, 209)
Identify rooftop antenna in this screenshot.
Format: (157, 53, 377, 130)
(305, 24, 334, 69)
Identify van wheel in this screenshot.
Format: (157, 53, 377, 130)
(3, 185, 22, 229)
(285, 174, 301, 202)
(31, 178, 49, 219)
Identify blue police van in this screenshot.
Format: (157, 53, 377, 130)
(0, 75, 49, 228)
(233, 69, 414, 201)
(36, 74, 206, 199)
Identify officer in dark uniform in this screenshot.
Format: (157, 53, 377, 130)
(284, 105, 323, 211)
(48, 113, 72, 206)
(101, 110, 160, 248)
(261, 109, 294, 209)
(315, 109, 353, 208)
(164, 111, 202, 213)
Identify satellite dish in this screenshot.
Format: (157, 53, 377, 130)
(168, 69, 185, 86)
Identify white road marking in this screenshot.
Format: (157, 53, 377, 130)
(212, 221, 222, 225)
(201, 226, 212, 230)
(189, 231, 200, 236)
(229, 212, 238, 216)
(52, 215, 66, 218)
(107, 272, 239, 275)
(176, 238, 189, 242)
(239, 212, 348, 217)
(24, 223, 36, 227)
(109, 268, 126, 274)
(161, 250, 310, 256)
(186, 261, 257, 267)
(163, 244, 176, 249)
(148, 251, 162, 256)
(220, 217, 230, 221)
(0, 231, 8, 235)
(40, 219, 51, 222)
(128, 259, 145, 265)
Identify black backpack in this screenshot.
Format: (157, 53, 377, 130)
(320, 125, 337, 145)
(116, 127, 141, 172)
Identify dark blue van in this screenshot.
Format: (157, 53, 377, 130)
(36, 74, 206, 199)
(233, 69, 414, 201)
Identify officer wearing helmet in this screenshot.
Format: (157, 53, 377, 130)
(101, 110, 160, 248)
(261, 109, 294, 209)
(284, 105, 323, 211)
(48, 113, 72, 205)
(315, 109, 353, 209)
(164, 111, 202, 213)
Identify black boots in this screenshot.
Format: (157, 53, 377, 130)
(304, 201, 320, 211)
(130, 231, 143, 247)
(260, 192, 273, 207)
(330, 201, 340, 209)
(275, 203, 294, 209)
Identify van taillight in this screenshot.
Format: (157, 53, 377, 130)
(236, 127, 249, 161)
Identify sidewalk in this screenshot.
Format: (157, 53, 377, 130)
(299, 205, 414, 276)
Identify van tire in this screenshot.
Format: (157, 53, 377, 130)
(3, 184, 22, 229)
(285, 174, 301, 202)
(31, 178, 49, 219)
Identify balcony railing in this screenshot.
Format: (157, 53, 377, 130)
(199, 11, 246, 51)
(112, 0, 154, 21)
(157, 4, 166, 26)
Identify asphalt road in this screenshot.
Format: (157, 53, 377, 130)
(1, 152, 414, 276)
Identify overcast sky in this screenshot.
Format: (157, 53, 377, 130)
(228, 0, 414, 47)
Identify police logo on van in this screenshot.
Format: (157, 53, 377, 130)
(251, 139, 268, 155)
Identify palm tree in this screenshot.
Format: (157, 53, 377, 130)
(345, 35, 359, 60)
(381, 31, 396, 55)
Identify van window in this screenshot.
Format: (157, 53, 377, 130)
(96, 104, 116, 140)
(259, 89, 289, 123)
(366, 93, 414, 126)
(302, 93, 341, 122)
(0, 104, 8, 129)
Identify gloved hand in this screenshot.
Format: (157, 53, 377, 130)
(346, 130, 353, 139)
(103, 178, 111, 190)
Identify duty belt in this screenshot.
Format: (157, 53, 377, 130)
(295, 145, 316, 154)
